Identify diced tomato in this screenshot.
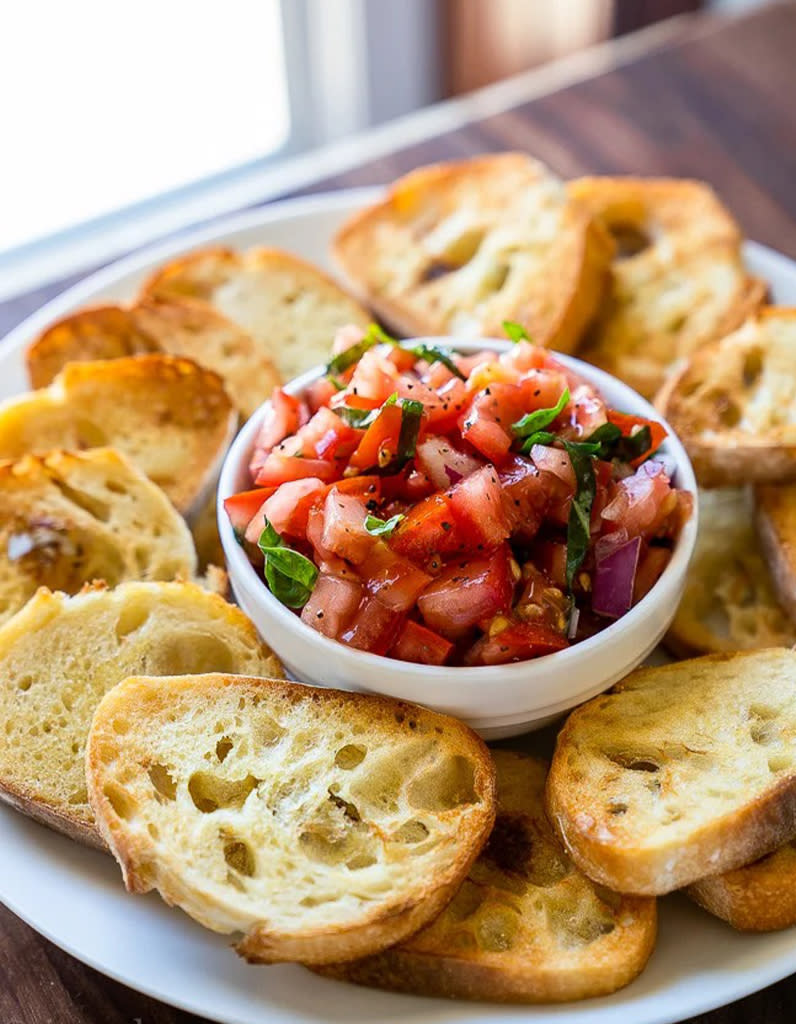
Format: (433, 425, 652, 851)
(498, 455, 549, 541)
(346, 348, 398, 406)
(391, 493, 466, 563)
(305, 377, 338, 413)
(321, 489, 375, 565)
(417, 546, 514, 640)
(561, 384, 607, 440)
(348, 402, 404, 470)
(385, 345, 417, 373)
(455, 350, 498, 377)
(633, 545, 671, 604)
(460, 414, 514, 462)
(415, 436, 482, 490)
(600, 461, 676, 546)
(249, 389, 308, 475)
(330, 475, 382, 502)
(450, 466, 511, 549)
(248, 477, 326, 542)
(363, 544, 433, 612)
(339, 596, 405, 655)
(461, 383, 524, 461)
(607, 410, 668, 466)
(306, 505, 335, 563)
(499, 340, 549, 374)
(388, 620, 453, 666)
(254, 453, 339, 486)
(464, 621, 568, 666)
(530, 445, 576, 491)
(223, 487, 276, 538)
(298, 406, 361, 460)
(332, 323, 366, 354)
(300, 573, 363, 638)
(530, 542, 569, 592)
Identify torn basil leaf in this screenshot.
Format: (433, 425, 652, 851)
(408, 342, 466, 380)
(585, 421, 652, 462)
(502, 320, 532, 344)
(512, 388, 570, 439)
(562, 440, 596, 591)
(257, 519, 318, 609)
(325, 323, 386, 377)
(364, 513, 405, 538)
(334, 393, 397, 428)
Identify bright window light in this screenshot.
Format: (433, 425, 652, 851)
(0, 0, 289, 253)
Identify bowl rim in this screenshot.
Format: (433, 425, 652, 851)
(218, 337, 698, 680)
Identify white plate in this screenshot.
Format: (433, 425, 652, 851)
(1, 189, 795, 1024)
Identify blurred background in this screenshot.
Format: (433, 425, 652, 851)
(0, 0, 766, 274)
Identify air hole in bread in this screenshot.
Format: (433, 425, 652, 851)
(68, 787, 88, 805)
(606, 752, 660, 773)
(300, 894, 335, 908)
(223, 837, 256, 877)
(475, 904, 519, 952)
(750, 720, 778, 746)
(104, 781, 136, 820)
(298, 828, 372, 867)
(104, 480, 127, 496)
(392, 819, 430, 843)
(419, 259, 457, 284)
(446, 880, 485, 921)
(148, 763, 177, 801)
(335, 744, 366, 770)
(188, 771, 260, 813)
(17, 676, 32, 692)
(115, 602, 151, 640)
(148, 823, 159, 840)
(609, 222, 651, 260)
(216, 736, 233, 762)
(74, 420, 109, 448)
(743, 348, 763, 389)
(253, 713, 286, 748)
(715, 394, 741, 428)
(424, 221, 485, 268)
(157, 635, 237, 675)
(768, 754, 791, 773)
(407, 754, 476, 811)
(608, 801, 627, 815)
(49, 478, 111, 522)
(346, 852, 377, 870)
(749, 703, 779, 720)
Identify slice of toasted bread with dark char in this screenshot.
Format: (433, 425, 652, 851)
(86, 673, 496, 965)
(332, 153, 614, 352)
(666, 488, 796, 657)
(687, 839, 796, 932)
(0, 581, 282, 848)
(141, 246, 371, 381)
(0, 354, 236, 517)
(314, 750, 655, 1003)
(0, 448, 198, 626)
(656, 308, 796, 486)
(547, 650, 796, 895)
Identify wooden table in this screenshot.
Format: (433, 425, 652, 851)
(2, 3, 796, 1021)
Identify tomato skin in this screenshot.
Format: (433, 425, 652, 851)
(348, 403, 404, 470)
(390, 493, 465, 562)
(388, 620, 453, 665)
(600, 461, 675, 549)
(254, 453, 339, 487)
(321, 488, 375, 565)
(417, 545, 514, 640)
(339, 597, 405, 655)
(249, 477, 327, 542)
(249, 389, 308, 475)
(224, 487, 276, 538)
(363, 544, 433, 612)
(300, 573, 363, 638)
(329, 475, 382, 502)
(607, 410, 668, 466)
(530, 444, 576, 491)
(449, 466, 511, 549)
(464, 621, 569, 666)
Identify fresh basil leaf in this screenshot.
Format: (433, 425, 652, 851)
(325, 323, 386, 377)
(512, 388, 570, 439)
(334, 392, 397, 428)
(257, 519, 318, 609)
(562, 441, 596, 591)
(365, 513, 405, 537)
(622, 424, 653, 460)
(584, 421, 652, 462)
(397, 398, 423, 461)
(518, 429, 557, 453)
(327, 375, 346, 391)
(585, 422, 622, 447)
(503, 320, 532, 344)
(409, 342, 466, 380)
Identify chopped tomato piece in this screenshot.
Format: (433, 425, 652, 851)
(339, 596, 405, 655)
(416, 437, 482, 490)
(530, 542, 569, 592)
(305, 377, 338, 413)
(561, 384, 607, 440)
(607, 410, 668, 465)
(633, 545, 671, 603)
(363, 544, 433, 611)
(600, 461, 676, 546)
(223, 487, 276, 538)
(249, 389, 308, 475)
(301, 573, 363, 639)
(321, 489, 375, 565)
(498, 455, 549, 540)
(299, 406, 361, 460)
(450, 466, 511, 550)
(390, 493, 465, 563)
(530, 445, 576, 491)
(254, 453, 339, 487)
(346, 348, 398, 406)
(389, 620, 453, 665)
(329, 475, 382, 502)
(247, 478, 326, 542)
(417, 546, 514, 640)
(464, 621, 569, 665)
(348, 402, 404, 470)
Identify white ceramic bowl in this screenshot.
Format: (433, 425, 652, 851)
(219, 338, 698, 738)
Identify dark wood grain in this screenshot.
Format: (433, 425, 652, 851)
(2, 4, 796, 1022)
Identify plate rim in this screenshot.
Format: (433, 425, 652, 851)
(1, 186, 795, 1024)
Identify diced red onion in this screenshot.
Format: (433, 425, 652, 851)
(592, 535, 642, 619)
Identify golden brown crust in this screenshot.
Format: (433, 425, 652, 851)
(546, 650, 796, 895)
(332, 153, 613, 353)
(687, 840, 796, 931)
(0, 775, 106, 849)
(87, 674, 496, 965)
(755, 483, 796, 622)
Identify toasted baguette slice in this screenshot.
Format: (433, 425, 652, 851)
(0, 355, 236, 517)
(547, 650, 796, 895)
(0, 581, 281, 848)
(656, 308, 796, 485)
(27, 299, 281, 419)
(314, 751, 655, 1003)
(332, 153, 613, 352)
(141, 246, 371, 381)
(687, 839, 796, 931)
(666, 488, 796, 657)
(86, 674, 496, 965)
(755, 483, 796, 622)
(0, 448, 198, 626)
